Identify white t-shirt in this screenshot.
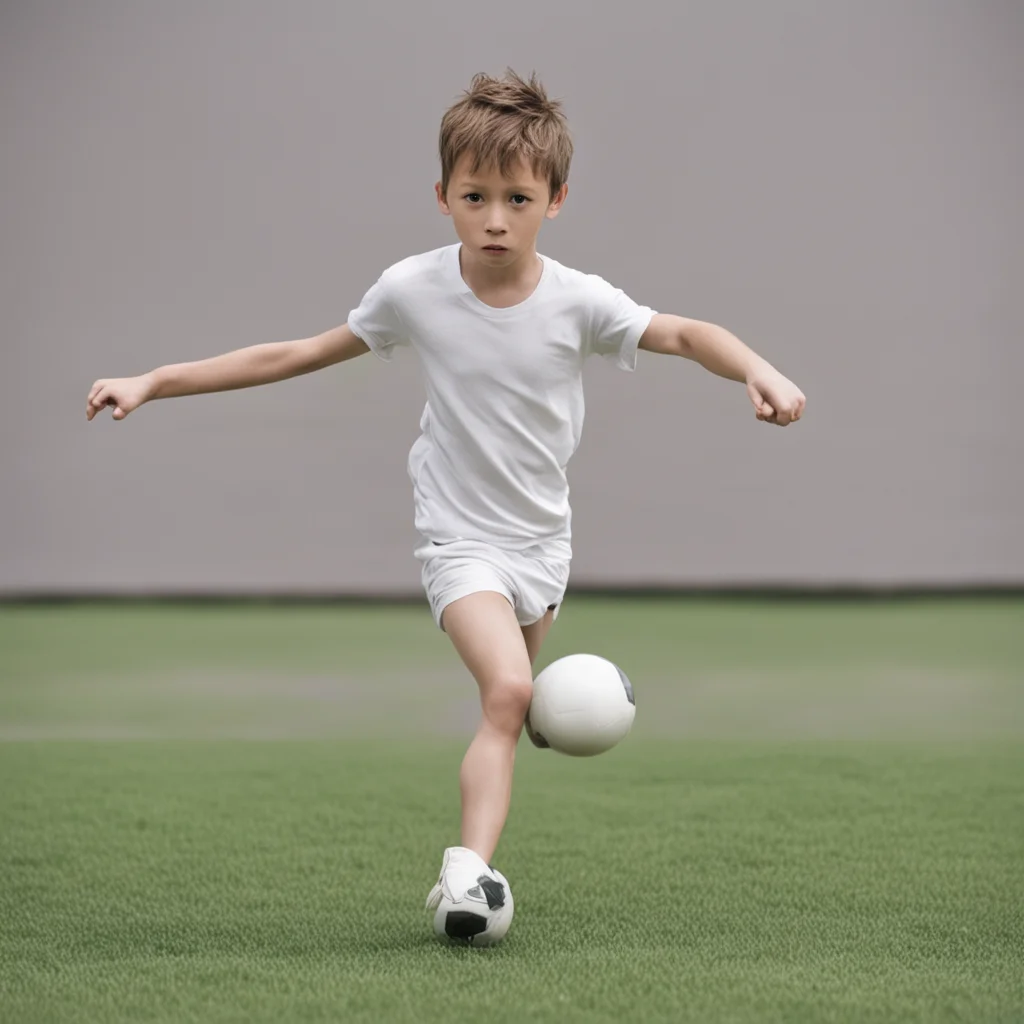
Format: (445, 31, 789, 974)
(347, 243, 656, 559)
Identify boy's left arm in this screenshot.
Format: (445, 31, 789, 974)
(639, 314, 805, 426)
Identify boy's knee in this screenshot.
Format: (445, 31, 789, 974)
(482, 677, 533, 730)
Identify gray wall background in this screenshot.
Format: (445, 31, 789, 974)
(2, 0, 1021, 594)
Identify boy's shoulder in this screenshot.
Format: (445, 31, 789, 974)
(376, 244, 453, 286)
(541, 254, 619, 293)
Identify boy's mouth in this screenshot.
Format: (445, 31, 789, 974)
(483, 245, 508, 252)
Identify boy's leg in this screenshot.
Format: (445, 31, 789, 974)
(521, 607, 556, 665)
(441, 593, 554, 864)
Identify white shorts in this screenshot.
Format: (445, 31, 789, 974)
(415, 537, 571, 631)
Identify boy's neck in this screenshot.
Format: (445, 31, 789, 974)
(457, 244, 543, 307)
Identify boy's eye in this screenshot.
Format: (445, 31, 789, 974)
(463, 193, 531, 206)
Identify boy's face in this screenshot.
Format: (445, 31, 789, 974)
(436, 152, 568, 269)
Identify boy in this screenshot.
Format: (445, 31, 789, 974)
(86, 69, 805, 928)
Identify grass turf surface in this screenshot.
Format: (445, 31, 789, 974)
(2, 597, 1023, 1023)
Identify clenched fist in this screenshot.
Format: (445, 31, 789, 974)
(746, 369, 806, 427)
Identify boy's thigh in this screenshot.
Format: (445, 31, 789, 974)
(440, 591, 534, 693)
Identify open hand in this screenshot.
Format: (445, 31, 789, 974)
(746, 370, 806, 426)
(86, 375, 154, 421)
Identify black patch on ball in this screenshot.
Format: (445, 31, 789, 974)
(524, 714, 550, 748)
(616, 664, 635, 705)
(445, 911, 488, 940)
(476, 874, 506, 910)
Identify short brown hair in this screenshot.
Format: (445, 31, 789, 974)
(439, 69, 573, 202)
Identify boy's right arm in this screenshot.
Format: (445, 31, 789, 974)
(86, 323, 370, 421)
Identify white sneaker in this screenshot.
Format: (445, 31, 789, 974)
(425, 846, 494, 911)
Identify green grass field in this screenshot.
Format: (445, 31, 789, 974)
(2, 597, 1023, 1023)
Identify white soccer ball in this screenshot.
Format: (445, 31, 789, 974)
(432, 867, 514, 946)
(526, 653, 636, 757)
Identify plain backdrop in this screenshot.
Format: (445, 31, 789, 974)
(2, 0, 1021, 594)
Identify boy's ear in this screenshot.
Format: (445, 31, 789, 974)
(435, 181, 451, 215)
(546, 182, 569, 220)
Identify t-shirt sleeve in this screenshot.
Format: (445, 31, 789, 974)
(347, 272, 408, 362)
(584, 274, 657, 371)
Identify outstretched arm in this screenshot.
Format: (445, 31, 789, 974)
(86, 323, 370, 421)
(638, 314, 805, 426)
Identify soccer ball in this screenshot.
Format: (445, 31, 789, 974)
(431, 867, 514, 946)
(525, 653, 636, 756)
